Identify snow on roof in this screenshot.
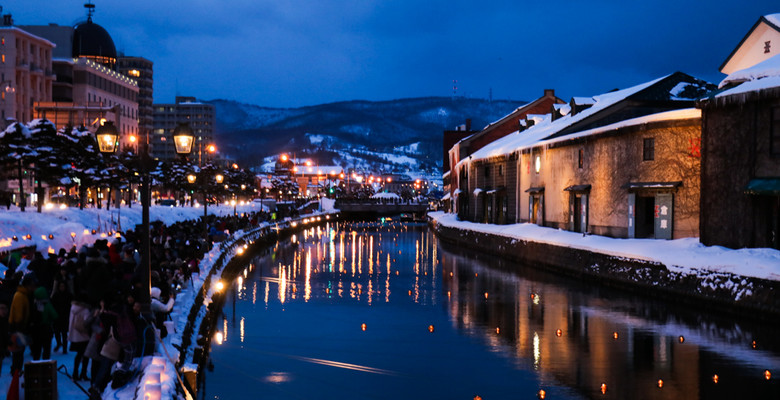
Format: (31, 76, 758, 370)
(716, 52, 780, 90)
(526, 114, 547, 123)
(765, 13, 780, 27)
(441, 192, 451, 200)
(473, 188, 483, 196)
(572, 96, 595, 105)
(539, 108, 701, 148)
(469, 75, 669, 162)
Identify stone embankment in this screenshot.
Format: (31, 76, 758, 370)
(430, 217, 780, 322)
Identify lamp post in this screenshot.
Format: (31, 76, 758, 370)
(96, 121, 119, 212)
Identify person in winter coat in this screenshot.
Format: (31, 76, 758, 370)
(8, 274, 36, 374)
(150, 286, 175, 338)
(50, 281, 73, 354)
(29, 286, 58, 360)
(68, 294, 93, 381)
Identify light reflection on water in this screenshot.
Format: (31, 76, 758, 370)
(204, 221, 780, 400)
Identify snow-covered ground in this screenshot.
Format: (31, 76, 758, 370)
(429, 211, 780, 282)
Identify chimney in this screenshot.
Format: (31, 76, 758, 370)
(3, 14, 13, 27)
(466, 118, 472, 131)
(544, 89, 554, 98)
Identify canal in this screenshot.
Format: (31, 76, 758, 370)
(203, 221, 780, 399)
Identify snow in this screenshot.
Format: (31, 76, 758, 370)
(429, 212, 780, 281)
(765, 13, 780, 27)
(371, 192, 401, 199)
(719, 53, 780, 89)
(463, 74, 671, 165)
(0, 203, 268, 257)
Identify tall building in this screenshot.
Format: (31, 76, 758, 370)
(152, 96, 215, 163)
(22, 9, 141, 151)
(117, 56, 153, 148)
(0, 12, 55, 126)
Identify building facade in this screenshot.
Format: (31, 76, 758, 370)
(0, 13, 55, 126)
(152, 96, 215, 162)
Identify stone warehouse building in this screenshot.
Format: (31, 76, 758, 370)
(450, 72, 714, 240)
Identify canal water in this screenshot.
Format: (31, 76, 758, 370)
(203, 221, 780, 399)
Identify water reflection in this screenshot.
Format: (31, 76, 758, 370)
(205, 221, 780, 400)
(441, 246, 780, 399)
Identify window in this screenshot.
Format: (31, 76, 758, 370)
(578, 149, 584, 169)
(643, 138, 655, 161)
(772, 107, 780, 156)
(498, 165, 503, 176)
(484, 166, 490, 178)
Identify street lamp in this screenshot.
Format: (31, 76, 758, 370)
(96, 121, 119, 154)
(173, 123, 195, 157)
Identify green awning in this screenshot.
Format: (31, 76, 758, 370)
(745, 178, 780, 195)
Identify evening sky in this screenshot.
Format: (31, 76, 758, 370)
(10, 1, 779, 107)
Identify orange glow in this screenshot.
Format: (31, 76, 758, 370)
(484, 292, 489, 299)
(361, 323, 367, 331)
(280, 154, 288, 162)
(679, 336, 685, 343)
(387, 177, 392, 182)
(305, 160, 312, 166)
(495, 327, 500, 334)
(232, 163, 239, 169)
(428, 325, 434, 333)
(129, 135, 137, 143)
(765, 370, 771, 380)
(753, 340, 757, 349)
(556, 329, 562, 337)
(70, 232, 76, 238)
(601, 383, 607, 394)
(657, 379, 664, 388)
(713, 374, 719, 384)
(613, 332, 619, 340)
(537, 390, 546, 399)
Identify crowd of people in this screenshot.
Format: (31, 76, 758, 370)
(0, 210, 270, 396)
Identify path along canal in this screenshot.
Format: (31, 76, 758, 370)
(202, 220, 780, 399)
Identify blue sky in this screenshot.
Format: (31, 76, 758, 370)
(10, 1, 779, 107)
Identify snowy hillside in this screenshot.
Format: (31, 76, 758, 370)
(208, 97, 527, 174)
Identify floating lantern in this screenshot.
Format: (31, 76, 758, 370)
(537, 390, 546, 399)
(713, 374, 719, 384)
(601, 383, 607, 394)
(12, 235, 18, 241)
(71, 232, 76, 238)
(428, 325, 435, 333)
(361, 323, 367, 331)
(657, 379, 664, 388)
(48, 234, 54, 240)
(91, 229, 96, 234)
(25, 234, 31, 240)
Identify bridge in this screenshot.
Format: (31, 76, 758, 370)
(334, 200, 429, 220)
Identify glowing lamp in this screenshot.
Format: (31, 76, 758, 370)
(657, 379, 664, 388)
(207, 144, 216, 153)
(556, 329, 562, 337)
(678, 336, 685, 343)
(215, 331, 224, 345)
(765, 370, 771, 380)
(95, 121, 119, 153)
(428, 325, 434, 333)
(91, 229, 97, 234)
(495, 327, 500, 334)
(280, 154, 288, 162)
(172, 123, 194, 155)
(187, 174, 196, 184)
(601, 383, 607, 394)
(361, 323, 367, 331)
(538, 390, 546, 399)
(70, 232, 76, 238)
(484, 292, 489, 299)
(215, 281, 225, 292)
(613, 332, 619, 340)
(48, 234, 54, 240)
(713, 374, 719, 384)
(12, 235, 18, 241)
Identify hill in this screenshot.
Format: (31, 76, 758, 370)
(207, 97, 527, 175)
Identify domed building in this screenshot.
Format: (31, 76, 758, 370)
(72, 16, 117, 70)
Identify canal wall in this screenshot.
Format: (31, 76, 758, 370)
(430, 215, 780, 322)
(135, 213, 338, 400)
